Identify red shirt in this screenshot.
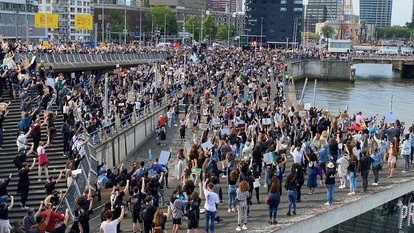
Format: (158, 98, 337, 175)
(41, 210, 65, 231)
(157, 117, 165, 127)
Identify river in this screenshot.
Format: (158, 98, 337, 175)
(295, 64, 414, 126)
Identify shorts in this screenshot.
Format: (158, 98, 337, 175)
(172, 218, 182, 225)
(187, 219, 199, 229)
(132, 213, 142, 223)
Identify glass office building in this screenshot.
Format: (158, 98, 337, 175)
(306, 0, 340, 33)
(323, 192, 414, 233)
(359, 0, 392, 28)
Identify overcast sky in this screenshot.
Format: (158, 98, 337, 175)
(303, 0, 412, 26)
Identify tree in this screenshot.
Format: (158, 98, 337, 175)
(202, 14, 217, 41)
(184, 16, 201, 42)
(376, 26, 412, 40)
(144, 6, 178, 37)
(321, 25, 335, 39)
(215, 25, 235, 42)
(109, 10, 126, 39)
(301, 32, 320, 40)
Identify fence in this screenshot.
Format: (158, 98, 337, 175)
(54, 129, 98, 222)
(13, 52, 171, 71)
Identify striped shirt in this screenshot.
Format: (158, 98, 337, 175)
(236, 190, 250, 202)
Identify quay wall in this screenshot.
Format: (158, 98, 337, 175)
(288, 60, 352, 81)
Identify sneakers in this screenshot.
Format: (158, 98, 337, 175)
(338, 185, 345, 189)
(402, 170, 407, 173)
(242, 225, 248, 230)
(347, 192, 353, 196)
(372, 183, 378, 186)
(325, 202, 331, 206)
(231, 208, 235, 212)
(236, 226, 242, 232)
(38, 179, 42, 182)
(228, 208, 231, 213)
(221, 175, 227, 178)
(263, 183, 268, 188)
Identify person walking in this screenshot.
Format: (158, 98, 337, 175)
(385, 141, 398, 178)
(17, 158, 36, 209)
(235, 181, 249, 232)
(227, 170, 238, 213)
(370, 146, 382, 186)
(203, 179, 219, 233)
(285, 166, 298, 216)
(186, 191, 201, 233)
(347, 146, 358, 196)
(325, 162, 336, 205)
(359, 149, 374, 192)
(100, 206, 125, 233)
(305, 152, 318, 195)
(401, 134, 412, 173)
(37, 136, 50, 182)
(267, 177, 281, 225)
(337, 154, 349, 189)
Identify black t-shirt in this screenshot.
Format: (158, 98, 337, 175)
(0, 115, 4, 128)
(45, 181, 56, 195)
(51, 223, 66, 233)
(0, 207, 8, 219)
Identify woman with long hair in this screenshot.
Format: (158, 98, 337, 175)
(235, 181, 250, 232)
(151, 208, 167, 233)
(227, 170, 238, 213)
(267, 177, 281, 224)
(385, 141, 398, 178)
(347, 142, 358, 196)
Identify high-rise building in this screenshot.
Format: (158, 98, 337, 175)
(206, 0, 236, 12)
(245, 0, 303, 45)
(359, 0, 392, 28)
(235, 0, 245, 13)
(305, 0, 341, 33)
(149, 0, 205, 31)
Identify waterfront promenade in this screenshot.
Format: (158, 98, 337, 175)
(113, 117, 412, 233)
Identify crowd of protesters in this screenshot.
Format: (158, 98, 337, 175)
(0, 40, 412, 233)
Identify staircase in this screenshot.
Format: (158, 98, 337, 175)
(0, 95, 68, 222)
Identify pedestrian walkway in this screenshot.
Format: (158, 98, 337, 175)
(114, 118, 411, 233)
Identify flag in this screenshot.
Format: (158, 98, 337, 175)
(148, 148, 152, 161)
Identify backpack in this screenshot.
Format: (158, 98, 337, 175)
(130, 194, 140, 215)
(146, 177, 160, 194)
(140, 204, 153, 223)
(187, 201, 199, 221)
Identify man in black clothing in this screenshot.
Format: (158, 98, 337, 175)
(45, 171, 63, 195)
(359, 150, 374, 192)
(141, 196, 157, 233)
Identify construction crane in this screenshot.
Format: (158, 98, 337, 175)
(339, 0, 358, 44)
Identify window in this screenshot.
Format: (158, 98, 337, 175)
(280, 0, 286, 4)
(280, 7, 287, 11)
(77, 1, 81, 5)
(77, 7, 82, 13)
(294, 0, 302, 4)
(70, 7, 75, 12)
(70, 15, 74, 19)
(293, 7, 302, 11)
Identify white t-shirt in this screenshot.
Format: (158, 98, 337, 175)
(100, 219, 118, 233)
(203, 189, 219, 212)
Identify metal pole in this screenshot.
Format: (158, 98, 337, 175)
(182, 14, 185, 45)
(390, 94, 393, 113)
(139, 7, 142, 45)
(44, 0, 47, 38)
(104, 73, 109, 116)
(260, 17, 263, 49)
(164, 14, 167, 42)
(313, 79, 317, 107)
(94, 23, 98, 48)
(124, 8, 127, 44)
(25, 4, 29, 42)
(286, 37, 289, 49)
(227, 2, 230, 46)
(151, 14, 154, 44)
(15, 9, 19, 41)
(101, 0, 105, 42)
(299, 78, 308, 102)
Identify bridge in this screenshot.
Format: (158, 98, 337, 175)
(13, 52, 171, 72)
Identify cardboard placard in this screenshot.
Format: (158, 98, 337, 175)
(212, 118, 221, 125)
(201, 141, 213, 151)
(158, 151, 171, 166)
(220, 128, 230, 136)
(262, 118, 271, 125)
(263, 152, 275, 164)
(385, 114, 397, 124)
(253, 179, 261, 188)
(192, 168, 202, 175)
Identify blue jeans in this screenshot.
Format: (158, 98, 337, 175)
(326, 184, 334, 204)
(205, 210, 216, 233)
(349, 172, 356, 192)
(268, 193, 280, 220)
(287, 190, 297, 213)
(167, 117, 172, 127)
(228, 186, 237, 209)
(403, 154, 410, 171)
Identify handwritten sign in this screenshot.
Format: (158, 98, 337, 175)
(158, 150, 171, 166)
(212, 118, 221, 125)
(192, 168, 202, 175)
(385, 114, 397, 124)
(263, 152, 275, 164)
(220, 128, 230, 136)
(201, 141, 213, 151)
(262, 118, 271, 125)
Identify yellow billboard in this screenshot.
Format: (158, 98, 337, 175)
(74, 15, 93, 30)
(35, 13, 58, 29)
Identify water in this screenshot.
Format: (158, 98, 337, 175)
(295, 64, 414, 125)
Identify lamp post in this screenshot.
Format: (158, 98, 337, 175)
(260, 17, 263, 49)
(101, 0, 104, 42)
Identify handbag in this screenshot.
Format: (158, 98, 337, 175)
(265, 196, 270, 204)
(39, 153, 49, 166)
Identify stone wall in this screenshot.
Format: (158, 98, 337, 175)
(288, 60, 352, 81)
(92, 106, 168, 168)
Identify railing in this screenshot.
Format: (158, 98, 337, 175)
(351, 55, 414, 61)
(55, 129, 98, 222)
(13, 52, 172, 70)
